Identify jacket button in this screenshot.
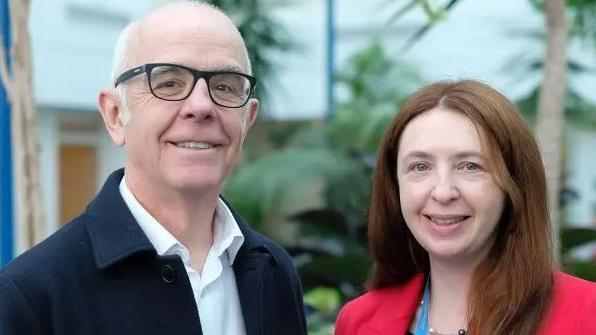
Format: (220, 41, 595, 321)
(161, 265, 176, 283)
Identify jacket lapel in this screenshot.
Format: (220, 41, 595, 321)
(226, 198, 277, 335)
(363, 274, 425, 334)
(234, 251, 271, 335)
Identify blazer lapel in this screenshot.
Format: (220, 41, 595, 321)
(233, 250, 271, 335)
(226, 199, 277, 335)
(363, 274, 425, 334)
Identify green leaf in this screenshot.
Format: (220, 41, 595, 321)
(563, 261, 596, 281)
(561, 227, 596, 255)
(289, 208, 349, 236)
(303, 286, 342, 314)
(225, 148, 360, 216)
(299, 254, 371, 290)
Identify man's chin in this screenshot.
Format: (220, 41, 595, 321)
(166, 173, 223, 194)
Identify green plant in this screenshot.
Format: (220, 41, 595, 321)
(304, 287, 341, 334)
(560, 226, 596, 280)
(224, 41, 423, 301)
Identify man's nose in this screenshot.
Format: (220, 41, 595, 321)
(430, 172, 460, 204)
(178, 78, 216, 120)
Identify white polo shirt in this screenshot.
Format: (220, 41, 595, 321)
(119, 177, 246, 335)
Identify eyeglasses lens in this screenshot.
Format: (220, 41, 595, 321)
(149, 65, 251, 107)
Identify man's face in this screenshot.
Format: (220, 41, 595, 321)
(112, 8, 257, 197)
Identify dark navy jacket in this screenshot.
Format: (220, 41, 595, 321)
(0, 169, 307, 335)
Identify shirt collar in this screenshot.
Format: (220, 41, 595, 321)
(119, 176, 244, 266)
(213, 196, 245, 265)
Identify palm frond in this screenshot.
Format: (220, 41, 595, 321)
(225, 148, 364, 216)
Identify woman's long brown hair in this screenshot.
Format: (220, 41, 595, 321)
(367, 80, 554, 335)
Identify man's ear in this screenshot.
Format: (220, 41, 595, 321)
(98, 89, 125, 146)
(243, 98, 259, 135)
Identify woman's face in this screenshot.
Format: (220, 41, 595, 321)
(396, 107, 505, 266)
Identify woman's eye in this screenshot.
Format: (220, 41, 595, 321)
(413, 163, 429, 172)
(462, 162, 480, 171)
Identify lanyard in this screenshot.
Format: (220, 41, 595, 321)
(414, 277, 431, 335)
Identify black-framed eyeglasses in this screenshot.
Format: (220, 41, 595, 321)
(114, 63, 257, 108)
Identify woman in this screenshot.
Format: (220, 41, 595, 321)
(335, 80, 596, 335)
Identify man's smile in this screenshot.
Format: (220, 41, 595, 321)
(171, 141, 220, 150)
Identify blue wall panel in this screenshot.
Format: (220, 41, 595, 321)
(0, 0, 14, 266)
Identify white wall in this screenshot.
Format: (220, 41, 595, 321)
(97, 130, 126, 186)
(265, 1, 327, 119)
(566, 124, 596, 226)
(29, 0, 154, 109)
(273, 0, 596, 117)
(34, 111, 59, 247)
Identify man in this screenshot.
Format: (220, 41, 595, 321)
(0, 2, 307, 334)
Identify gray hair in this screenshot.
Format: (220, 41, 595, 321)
(110, 23, 134, 124)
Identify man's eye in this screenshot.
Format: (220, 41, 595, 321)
(214, 84, 234, 92)
(154, 80, 183, 89)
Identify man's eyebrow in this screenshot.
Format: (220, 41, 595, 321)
(212, 64, 246, 73)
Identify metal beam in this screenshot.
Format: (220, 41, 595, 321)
(325, 0, 335, 121)
(0, 0, 14, 266)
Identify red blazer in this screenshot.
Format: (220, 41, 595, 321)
(335, 272, 596, 334)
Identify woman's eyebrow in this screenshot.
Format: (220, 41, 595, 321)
(400, 151, 433, 161)
(400, 150, 485, 162)
(452, 151, 484, 160)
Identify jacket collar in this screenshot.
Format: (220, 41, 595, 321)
(85, 168, 277, 270)
(85, 169, 155, 269)
(86, 169, 278, 335)
(222, 196, 278, 266)
(362, 274, 426, 334)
